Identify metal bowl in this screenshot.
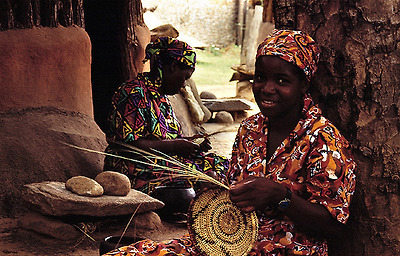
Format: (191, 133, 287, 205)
(149, 186, 196, 223)
(99, 235, 143, 255)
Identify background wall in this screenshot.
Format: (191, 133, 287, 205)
(142, 0, 238, 47)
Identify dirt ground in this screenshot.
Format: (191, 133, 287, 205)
(0, 85, 256, 256)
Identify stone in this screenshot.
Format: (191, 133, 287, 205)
(169, 93, 204, 137)
(200, 91, 217, 99)
(18, 212, 80, 241)
(181, 84, 205, 124)
(129, 211, 163, 230)
(150, 24, 179, 42)
(202, 98, 255, 112)
(214, 111, 234, 124)
(236, 80, 255, 102)
(65, 176, 104, 197)
(95, 171, 131, 196)
(23, 181, 164, 217)
(185, 78, 212, 123)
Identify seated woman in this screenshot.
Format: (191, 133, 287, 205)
(103, 30, 356, 256)
(104, 37, 229, 194)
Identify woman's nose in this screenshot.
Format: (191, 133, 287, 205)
(262, 81, 276, 93)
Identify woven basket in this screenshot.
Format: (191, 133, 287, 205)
(188, 189, 258, 256)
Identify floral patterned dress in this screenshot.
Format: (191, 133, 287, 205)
(103, 94, 356, 256)
(227, 94, 356, 255)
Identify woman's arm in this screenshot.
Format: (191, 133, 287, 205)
(229, 176, 346, 238)
(286, 187, 347, 237)
(131, 137, 201, 157)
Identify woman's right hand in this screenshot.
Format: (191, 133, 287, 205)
(170, 138, 201, 157)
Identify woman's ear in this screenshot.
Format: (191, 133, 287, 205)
(168, 61, 179, 73)
(301, 80, 310, 94)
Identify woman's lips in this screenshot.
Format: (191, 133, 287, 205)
(260, 99, 277, 108)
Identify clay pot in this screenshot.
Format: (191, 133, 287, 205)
(149, 186, 196, 222)
(99, 235, 143, 255)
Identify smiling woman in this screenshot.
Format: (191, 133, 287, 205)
(227, 29, 356, 255)
(253, 56, 307, 122)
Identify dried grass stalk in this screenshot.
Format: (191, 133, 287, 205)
(63, 142, 229, 190)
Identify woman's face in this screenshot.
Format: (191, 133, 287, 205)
(253, 56, 308, 121)
(161, 63, 194, 95)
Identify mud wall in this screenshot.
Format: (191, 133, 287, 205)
(0, 26, 108, 217)
(0, 26, 93, 116)
(142, 0, 237, 47)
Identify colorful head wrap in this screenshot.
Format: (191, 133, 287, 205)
(144, 37, 196, 79)
(256, 29, 320, 81)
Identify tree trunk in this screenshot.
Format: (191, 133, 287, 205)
(273, 0, 400, 255)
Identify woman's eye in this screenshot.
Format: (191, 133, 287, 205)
(254, 75, 265, 82)
(277, 78, 289, 85)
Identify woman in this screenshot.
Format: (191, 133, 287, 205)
(104, 37, 229, 194)
(103, 30, 356, 256)
(228, 29, 356, 255)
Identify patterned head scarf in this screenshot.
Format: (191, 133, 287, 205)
(256, 29, 320, 81)
(143, 37, 196, 79)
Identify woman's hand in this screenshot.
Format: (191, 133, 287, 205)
(199, 137, 212, 152)
(196, 169, 222, 192)
(132, 137, 211, 157)
(183, 136, 212, 153)
(230, 176, 347, 238)
(132, 137, 199, 157)
(229, 176, 286, 213)
(170, 138, 201, 157)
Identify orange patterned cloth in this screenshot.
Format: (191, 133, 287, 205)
(102, 236, 195, 256)
(227, 94, 356, 255)
(256, 29, 320, 81)
(103, 95, 356, 256)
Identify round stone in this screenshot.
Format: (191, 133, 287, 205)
(214, 111, 234, 124)
(65, 176, 104, 197)
(95, 171, 131, 196)
(200, 91, 217, 99)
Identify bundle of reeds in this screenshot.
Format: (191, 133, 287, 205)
(63, 141, 229, 190)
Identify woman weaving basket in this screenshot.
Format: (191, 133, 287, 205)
(103, 37, 229, 195)
(103, 30, 356, 256)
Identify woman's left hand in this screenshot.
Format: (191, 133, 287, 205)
(199, 137, 212, 152)
(230, 177, 348, 238)
(229, 176, 286, 213)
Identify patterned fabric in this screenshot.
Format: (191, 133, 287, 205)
(227, 94, 356, 255)
(102, 237, 196, 256)
(103, 94, 356, 256)
(256, 29, 320, 81)
(104, 73, 229, 194)
(144, 37, 196, 80)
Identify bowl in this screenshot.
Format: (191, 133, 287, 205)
(99, 235, 143, 255)
(149, 186, 196, 222)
